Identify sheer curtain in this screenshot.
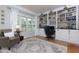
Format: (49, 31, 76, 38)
(17, 16, 35, 32)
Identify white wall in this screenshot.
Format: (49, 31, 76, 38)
(78, 6, 79, 29)
(3, 6, 37, 38)
(0, 6, 11, 29)
(10, 8, 18, 32)
(21, 32, 35, 38)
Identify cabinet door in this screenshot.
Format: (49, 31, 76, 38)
(35, 29, 45, 36)
(69, 30, 79, 44)
(56, 29, 69, 42)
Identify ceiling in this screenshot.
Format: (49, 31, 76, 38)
(20, 5, 64, 14)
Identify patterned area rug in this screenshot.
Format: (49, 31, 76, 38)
(0, 38, 67, 53)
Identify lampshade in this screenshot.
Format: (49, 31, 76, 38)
(15, 25, 21, 31)
(16, 25, 20, 29)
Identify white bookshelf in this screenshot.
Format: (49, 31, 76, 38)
(48, 12, 56, 26)
(55, 6, 79, 44)
(38, 6, 79, 44)
(57, 6, 76, 29)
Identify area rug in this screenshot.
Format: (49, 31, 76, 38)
(0, 38, 67, 53)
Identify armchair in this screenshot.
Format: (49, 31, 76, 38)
(44, 26, 55, 39)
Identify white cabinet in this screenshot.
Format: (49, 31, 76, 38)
(56, 29, 69, 42)
(55, 6, 79, 45)
(35, 29, 45, 36)
(56, 29, 79, 44)
(69, 30, 79, 44)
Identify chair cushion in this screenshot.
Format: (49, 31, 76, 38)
(4, 32, 14, 37)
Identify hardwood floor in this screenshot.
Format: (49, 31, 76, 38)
(34, 36, 79, 53)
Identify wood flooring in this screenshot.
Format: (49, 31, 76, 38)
(34, 36, 79, 53)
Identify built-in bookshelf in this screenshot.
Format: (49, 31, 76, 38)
(57, 10, 67, 29)
(38, 6, 77, 30)
(55, 6, 79, 44)
(57, 7, 76, 29)
(49, 12, 56, 26)
(39, 14, 47, 28)
(66, 7, 76, 29)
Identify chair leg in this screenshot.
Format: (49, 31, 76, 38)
(8, 48, 10, 50)
(0, 47, 1, 49)
(18, 41, 20, 44)
(20, 36, 24, 41)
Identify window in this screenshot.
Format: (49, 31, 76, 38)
(17, 16, 35, 32)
